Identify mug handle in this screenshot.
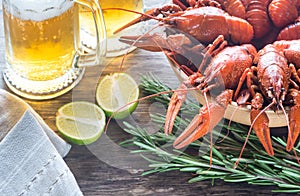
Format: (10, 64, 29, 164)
(74, 0, 107, 67)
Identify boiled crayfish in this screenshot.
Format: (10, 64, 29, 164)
(165, 35, 257, 150)
(114, 0, 300, 161)
(171, 0, 300, 43)
(245, 41, 300, 155)
(114, 5, 254, 44)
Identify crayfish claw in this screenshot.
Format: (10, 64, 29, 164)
(287, 105, 300, 151)
(120, 33, 191, 53)
(164, 84, 188, 135)
(173, 89, 233, 149)
(173, 104, 212, 149)
(251, 109, 274, 156)
(119, 34, 166, 52)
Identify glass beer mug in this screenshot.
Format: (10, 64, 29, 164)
(2, 0, 106, 100)
(80, 0, 143, 57)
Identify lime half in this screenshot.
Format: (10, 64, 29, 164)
(96, 73, 139, 119)
(56, 101, 106, 145)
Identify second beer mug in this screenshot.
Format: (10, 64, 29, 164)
(80, 0, 144, 57)
(2, 0, 106, 100)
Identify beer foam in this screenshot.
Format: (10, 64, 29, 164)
(4, 0, 74, 21)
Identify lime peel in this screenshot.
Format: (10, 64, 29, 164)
(96, 73, 139, 119)
(56, 101, 106, 145)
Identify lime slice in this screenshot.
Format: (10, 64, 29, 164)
(56, 101, 106, 145)
(96, 73, 139, 119)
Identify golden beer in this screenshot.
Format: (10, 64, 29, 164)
(99, 0, 143, 36)
(80, 0, 143, 57)
(3, 3, 79, 81)
(2, 0, 106, 100)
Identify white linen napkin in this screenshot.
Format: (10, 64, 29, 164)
(0, 89, 83, 195)
(0, 89, 70, 156)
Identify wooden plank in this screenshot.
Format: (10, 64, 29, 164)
(0, 5, 285, 196)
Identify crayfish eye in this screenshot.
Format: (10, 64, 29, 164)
(266, 87, 274, 99)
(167, 19, 176, 25)
(269, 87, 274, 93)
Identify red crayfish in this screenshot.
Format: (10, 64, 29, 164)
(165, 35, 257, 150)
(111, 0, 300, 164)
(171, 0, 300, 42)
(244, 40, 300, 156)
(114, 4, 254, 44)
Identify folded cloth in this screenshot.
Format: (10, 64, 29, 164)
(0, 89, 70, 156)
(0, 90, 83, 195)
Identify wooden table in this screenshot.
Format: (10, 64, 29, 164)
(0, 7, 291, 196)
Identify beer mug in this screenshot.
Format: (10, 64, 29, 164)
(2, 0, 107, 100)
(80, 0, 143, 57)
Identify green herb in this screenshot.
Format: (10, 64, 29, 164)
(121, 73, 300, 193)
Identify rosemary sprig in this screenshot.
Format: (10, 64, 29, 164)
(122, 73, 300, 193)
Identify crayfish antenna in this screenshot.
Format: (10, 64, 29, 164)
(104, 90, 176, 133)
(104, 85, 200, 134)
(224, 105, 240, 142)
(204, 91, 213, 166)
(279, 102, 292, 151)
(102, 8, 164, 34)
(106, 4, 183, 34)
(172, 0, 188, 10)
(234, 99, 276, 169)
(224, 90, 251, 143)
